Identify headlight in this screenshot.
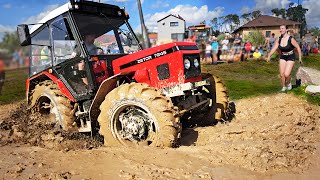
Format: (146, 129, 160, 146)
(184, 59, 191, 69)
(194, 58, 199, 68)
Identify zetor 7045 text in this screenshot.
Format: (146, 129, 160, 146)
(17, 0, 235, 147)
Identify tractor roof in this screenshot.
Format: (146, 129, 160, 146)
(30, 3, 70, 34)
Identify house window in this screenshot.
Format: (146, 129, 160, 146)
(266, 31, 271, 37)
(171, 33, 184, 41)
(170, 22, 179, 27)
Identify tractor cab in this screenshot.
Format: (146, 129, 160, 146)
(18, 1, 141, 102)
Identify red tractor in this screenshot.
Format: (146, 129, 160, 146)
(17, 0, 234, 147)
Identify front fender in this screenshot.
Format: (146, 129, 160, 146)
(89, 71, 134, 122)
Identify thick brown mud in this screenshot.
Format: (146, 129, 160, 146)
(0, 93, 319, 179)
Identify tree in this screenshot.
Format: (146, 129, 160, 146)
(251, 10, 261, 19)
(271, 8, 286, 18)
(286, 4, 308, 35)
(0, 32, 20, 54)
(310, 27, 320, 37)
(223, 14, 240, 32)
(200, 20, 206, 25)
(245, 30, 265, 47)
(241, 12, 252, 24)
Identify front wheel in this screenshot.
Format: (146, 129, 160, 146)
(97, 83, 180, 147)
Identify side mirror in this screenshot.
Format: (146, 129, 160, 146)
(17, 24, 31, 46)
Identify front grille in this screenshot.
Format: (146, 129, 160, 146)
(157, 63, 170, 80)
(183, 54, 201, 79)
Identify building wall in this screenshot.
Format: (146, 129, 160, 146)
(157, 16, 185, 42)
(241, 25, 300, 39)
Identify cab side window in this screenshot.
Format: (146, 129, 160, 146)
(30, 26, 51, 75)
(51, 17, 78, 65)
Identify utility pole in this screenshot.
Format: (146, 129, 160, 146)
(137, 0, 150, 49)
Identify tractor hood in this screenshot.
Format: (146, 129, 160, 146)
(112, 42, 201, 89)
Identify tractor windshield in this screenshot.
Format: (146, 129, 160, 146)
(73, 13, 140, 55)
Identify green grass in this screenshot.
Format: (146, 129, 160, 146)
(303, 54, 320, 70)
(289, 86, 320, 106)
(0, 68, 28, 105)
(202, 54, 320, 104)
(202, 60, 280, 100)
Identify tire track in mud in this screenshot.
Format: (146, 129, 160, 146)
(0, 93, 319, 178)
(0, 103, 103, 150)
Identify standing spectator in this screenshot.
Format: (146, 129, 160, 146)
(12, 49, 19, 68)
(233, 33, 242, 54)
(211, 36, 219, 65)
(0, 59, 5, 95)
(269, 33, 276, 52)
(18, 49, 24, 67)
(221, 36, 229, 55)
(315, 36, 318, 48)
(302, 41, 309, 56)
(244, 40, 252, 57)
(205, 41, 212, 64)
(318, 36, 320, 50)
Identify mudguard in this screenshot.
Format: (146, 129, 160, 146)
(89, 72, 134, 122)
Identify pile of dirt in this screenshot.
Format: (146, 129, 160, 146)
(180, 93, 320, 173)
(0, 103, 103, 151)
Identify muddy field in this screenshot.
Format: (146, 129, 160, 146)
(0, 93, 320, 179)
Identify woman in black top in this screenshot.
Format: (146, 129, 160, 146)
(267, 25, 302, 92)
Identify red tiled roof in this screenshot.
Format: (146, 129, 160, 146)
(244, 15, 300, 27)
(148, 33, 158, 39)
(235, 15, 301, 32)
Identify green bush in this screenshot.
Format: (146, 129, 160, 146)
(245, 29, 266, 47)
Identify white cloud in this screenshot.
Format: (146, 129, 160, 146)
(302, 0, 320, 27)
(254, 0, 291, 14)
(2, 3, 11, 9)
(152, 0, 169, 9)
(145, 4, 224, 32)
(240, 6, 251, 15)
(0, 25, 15, 33)
(24, 4, 60, 24)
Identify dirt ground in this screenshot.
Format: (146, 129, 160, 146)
(0, 93, 320, 180)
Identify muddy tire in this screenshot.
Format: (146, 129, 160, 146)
(29, 80, 75, 131)
(194, 74, 229, 126)
(213, 76, 228, 120)
(97, 83, 180, 147)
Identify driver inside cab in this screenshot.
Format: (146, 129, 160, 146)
(83, 33, 98, 55)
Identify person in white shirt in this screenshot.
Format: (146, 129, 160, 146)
(221, 36, 229, 55)
(205, 41, 212, 64)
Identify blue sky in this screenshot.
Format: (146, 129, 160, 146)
(0, 0, 319, 40)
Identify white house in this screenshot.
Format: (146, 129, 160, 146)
(157, 14, 186, 42)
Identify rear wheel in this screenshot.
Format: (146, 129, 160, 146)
(29, 80, 75, 131)
(97, 83, 180, 147)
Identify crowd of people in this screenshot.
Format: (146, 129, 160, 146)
(200, 33, 276, 64)
(199, 32, 319, 65)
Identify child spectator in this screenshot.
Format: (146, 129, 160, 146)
(245, 40, 252, 57)
(253, 48, 261, 60)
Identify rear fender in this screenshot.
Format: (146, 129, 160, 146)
(27, 72, 75, 106)
(89, 71, 134, 122)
